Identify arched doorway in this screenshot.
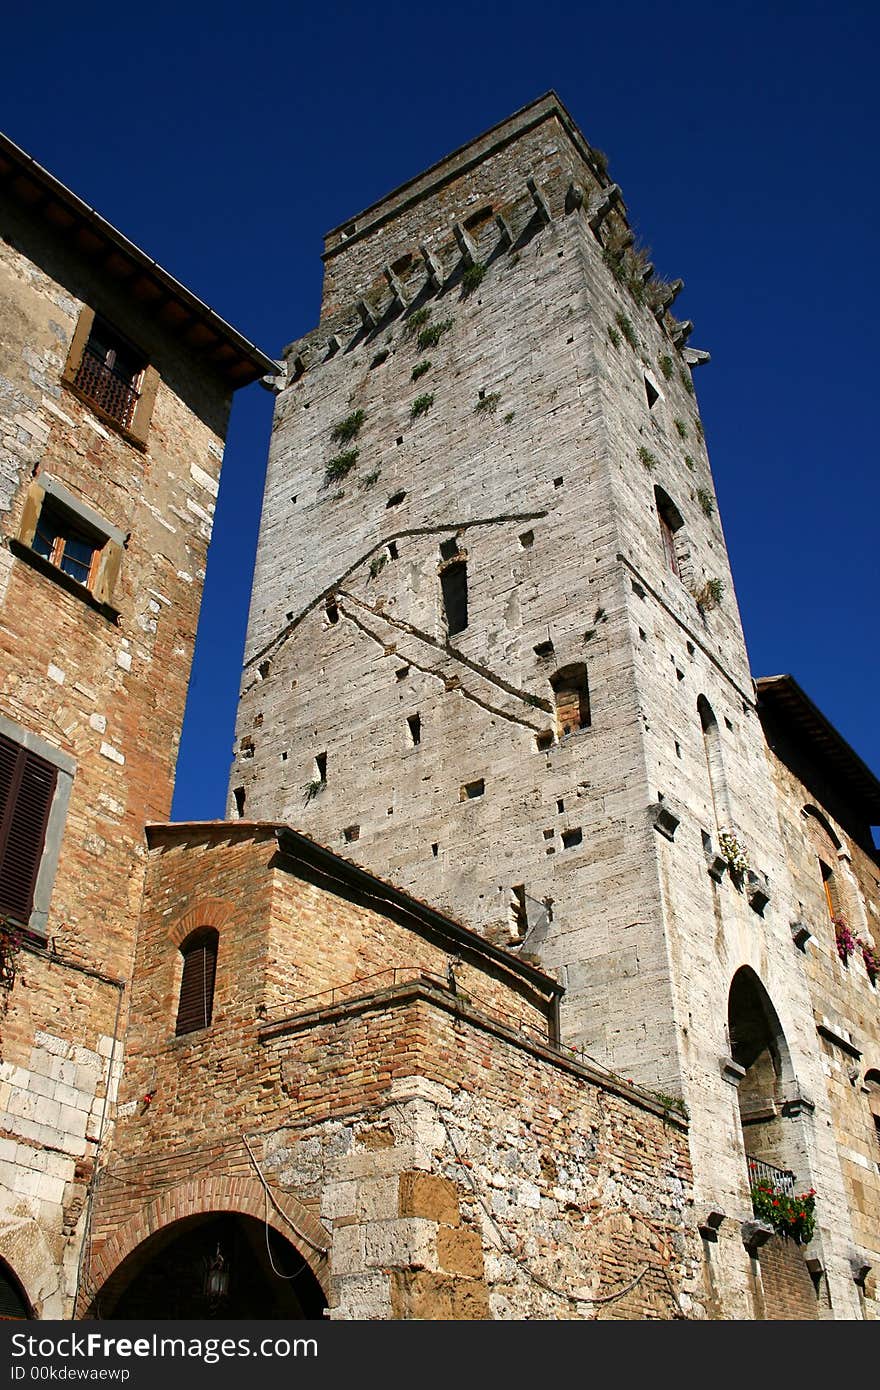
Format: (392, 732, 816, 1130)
(0, 1258, 32, 1320)
(90, 1213, 326, 1319)
(728, 968, 820, 1318)
(728, 966, 797, 1178)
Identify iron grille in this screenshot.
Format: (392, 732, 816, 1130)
(73, 344, 140, 429)
(747, 1155, 796, 1195)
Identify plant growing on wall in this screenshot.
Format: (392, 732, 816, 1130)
(751, 1183, 816, 1244)
(607, 325, 621, 349)
(462, 262, 486, 296)
(410, 393, 434, 419)
(324, 449, 359, 485)
(411, 360, 432, 382)
(719, 829, 749, 875)
(637, 445, 658, 472)
(360, 469, 380, 489)
(331, 410, 366, 444)
(834, 915, 856, 963)
(614, 311, 638, 349)
(405, 307, 431, 336)
(674, 418, 688, 440)
(694, 578, 724, 611)
(680, 369, 695, 397)
(368, 553, 387, 580)
(302, 779, 324, 805)
(475, 392, 500, 415)
(658, 354, 674, 380)
(417, 319, 453, 351)
(696, 488, 715, 518)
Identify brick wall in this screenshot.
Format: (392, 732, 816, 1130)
(85, 824, 706, 1319)
(0, 195, 234, 1315)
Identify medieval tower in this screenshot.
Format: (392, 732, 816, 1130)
(225, 92, 877, 1319)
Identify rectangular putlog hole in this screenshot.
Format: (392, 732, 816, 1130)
(460, 778, 485, 801)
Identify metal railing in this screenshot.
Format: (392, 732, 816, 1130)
(74, 346, 140, 428)
(747, 1155, 796, 1195)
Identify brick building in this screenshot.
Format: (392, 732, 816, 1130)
(1, 96, 878, 1321)
(0, 133, 275, 1317)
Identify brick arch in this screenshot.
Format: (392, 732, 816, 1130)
(83, 1172, 331, 1314)
(168, 896, 238, 948)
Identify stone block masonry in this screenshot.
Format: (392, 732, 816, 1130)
(229, 92, 873, 1319)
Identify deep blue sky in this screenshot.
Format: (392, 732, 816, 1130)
(3, 2, 878, 821)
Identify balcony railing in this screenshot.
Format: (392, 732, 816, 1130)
(74, 346, 140, 429)
(747, 1155, 796, 1195)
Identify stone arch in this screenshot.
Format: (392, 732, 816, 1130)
(0, 1219, 56, 1318)
(82, 1171, 331, 1316)
(727, 966, 810, 1188)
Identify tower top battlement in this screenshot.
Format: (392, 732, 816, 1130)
(316, 90, 622, 320)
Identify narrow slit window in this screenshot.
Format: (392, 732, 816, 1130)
(550, 665, 590, 738)
(655, 486, 685, 579)
(315, 752, 327, 783)
(407, 713, 421, 746)
(441, 560, 468, 636)
(644, 375, 660, 410)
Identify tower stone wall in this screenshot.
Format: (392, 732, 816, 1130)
(231, 94, 876, 1318)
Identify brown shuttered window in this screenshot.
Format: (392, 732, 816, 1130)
(0, 735, 57, 926)
(0, 1258, 32, 1318)
(175, 928, 219, 1035)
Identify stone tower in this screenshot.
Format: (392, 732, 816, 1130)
(231, 94, 868, 1315)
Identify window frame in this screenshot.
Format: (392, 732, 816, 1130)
(14, 474, 125, 616)
(61, 306, 159, 449)
(0, 713, 74, 937)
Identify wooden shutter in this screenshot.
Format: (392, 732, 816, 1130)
(175, 929, 218, 1035)
(0, 735, 57, 925)
(659, 513, 679, 577)
(0, 1260, 31, 1319)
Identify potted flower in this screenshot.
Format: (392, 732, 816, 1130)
(859, 939, 879, 986)
(750, 1183, 817, 1245)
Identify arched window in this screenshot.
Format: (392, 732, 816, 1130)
(698, 695, 730, 828)
(175, 928, 219, 1036)
(550, 665, 590, 738)
(654, 486, 685, 579)
(803, 807, 843, 922)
